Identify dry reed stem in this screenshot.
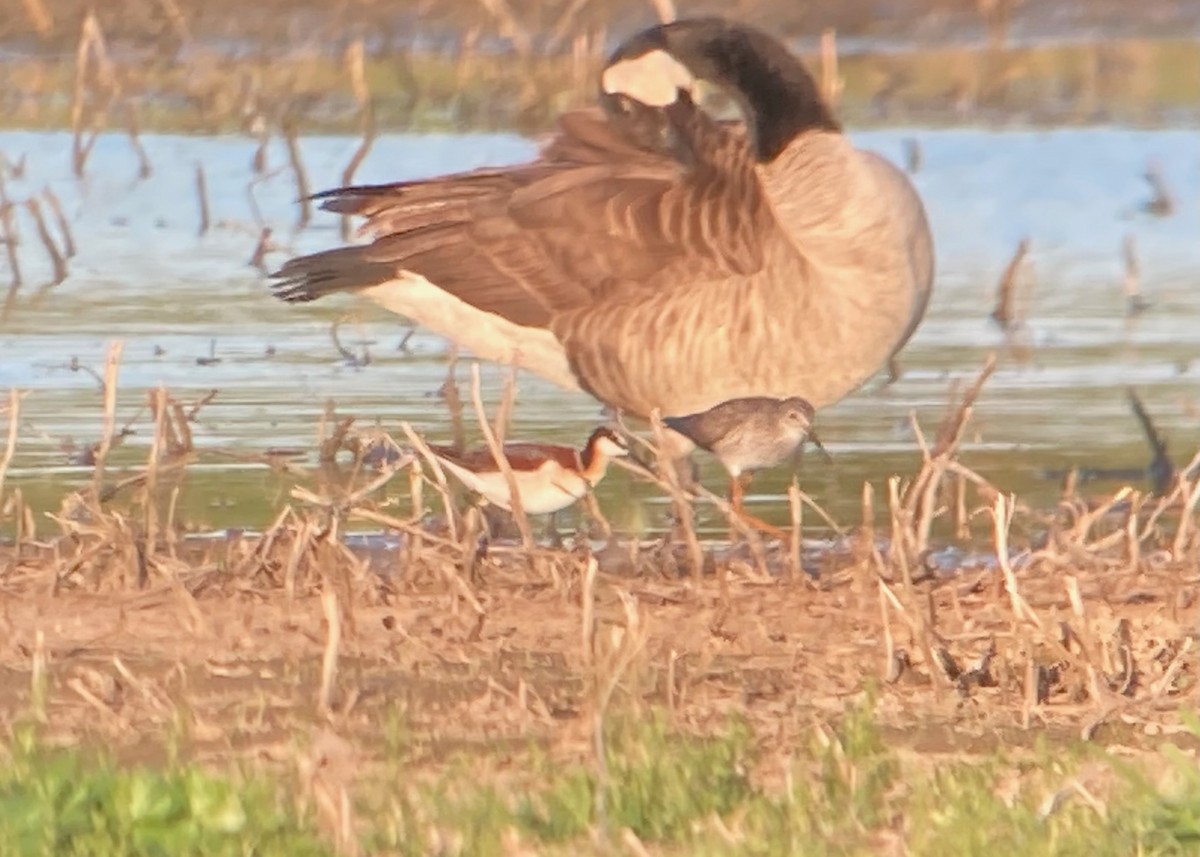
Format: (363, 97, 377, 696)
(856, 480, 884, 573)
(318, 587, 341, 716)
(345, 501, 484, 628)
(0, 387, 19, 504)
(588, 589, 649, 842)
(20, 0, 53, 36)
(400, 422, 461, 543)
(993, 492, 1043, 630)
(70, 12, 121, 179)
(340, 38, 377, 243)
(284, 518, 313, 599)
(145, 387, 169, 557)
(195, 164, 211, 236)
(887, 475, 914, 572)
(1171, 473, 1200, 559)
(991, 237, 1030, 330)
(1137, 448, 1200, 542)
(40, 187, 76, 258)
(902, 353, 998, 557)
(30, 629, 47, 723)
(887, 476, 946, 692)
(1064, 575, 1109, 703)
(468, 362, 534, 550)
(154, 0, 192, 44)
(492, 366, 518, 446)
(68, 675, 129, 733)
(1121, 234, 1146, 312)
(23, 197, 68, 286)
(581, 553, 597, 667)
(878, 582, 900, 682)
(642, 412, 704, 576)
(91, 341, 125, 495)
(787, 479, 803, 581)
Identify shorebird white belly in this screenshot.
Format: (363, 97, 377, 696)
(435, 458, 590, 515)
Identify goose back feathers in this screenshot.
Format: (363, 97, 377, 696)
(269, 16, 935, 421)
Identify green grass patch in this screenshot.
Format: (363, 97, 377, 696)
(1, 706, 1197, 855)
(360, 704, 1200, 856)
(0, 727, 331, 857)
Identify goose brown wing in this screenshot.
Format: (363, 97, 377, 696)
(270, 101, 778, 329)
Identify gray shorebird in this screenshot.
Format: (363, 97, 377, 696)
(269, 17, 933, 469)
(662, 396, 827, 538)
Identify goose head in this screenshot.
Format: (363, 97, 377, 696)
(599, 17, 840, 163)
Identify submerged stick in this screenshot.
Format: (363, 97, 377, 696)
(904, 137, 922, 174)
(125, 100, 152, 180)
(1142, 159, 1174, 217)
(0, 202, 21, 292)
(41, 187, 76, 258)
(195, 164, 210, 236)
(283, 118, 312, 230)
(253, 125, 270, 175)
(24, 197, 68, 286)
(492, 365, 517, 446)
(439, 346, 466, 454)
(1126, 387, 1174, 495)
(248, 227, 273, 274)
(990, 237, 1030, 331)
(1121, 234, 1150, 316)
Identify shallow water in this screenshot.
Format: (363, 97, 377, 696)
(0, 124, 1197, 537)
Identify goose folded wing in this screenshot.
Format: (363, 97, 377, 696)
(278, 100, 778, 328)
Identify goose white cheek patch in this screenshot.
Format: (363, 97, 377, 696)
(601, 49, 694, 107)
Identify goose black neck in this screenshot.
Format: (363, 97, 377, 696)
(606, 17, 841, 162)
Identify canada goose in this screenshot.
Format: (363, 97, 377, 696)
(269, 17, 934, 447)
(424, 426, 628, 517)
(662, 396, 827, 538)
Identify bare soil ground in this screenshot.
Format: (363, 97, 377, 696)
(0, 359, 1196, 783)
(1, 528, 1194, 781)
